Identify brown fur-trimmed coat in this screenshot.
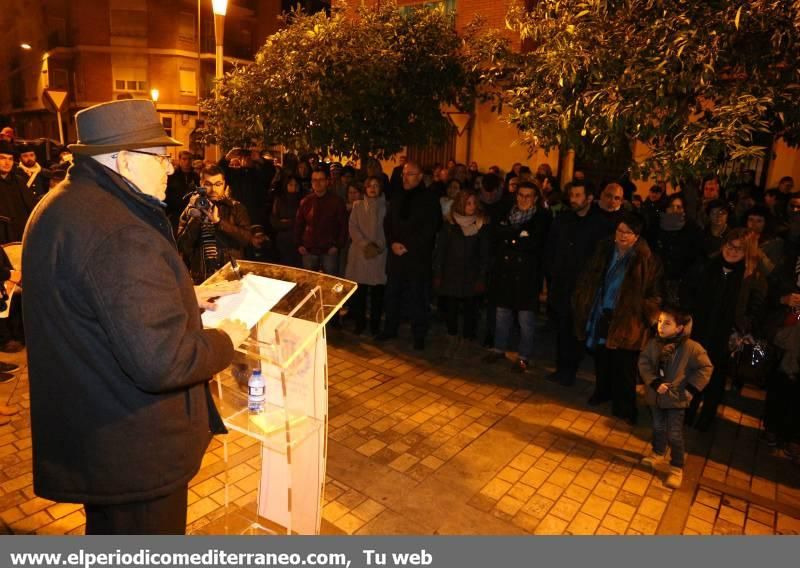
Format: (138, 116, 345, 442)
(573, 237, 663, 351)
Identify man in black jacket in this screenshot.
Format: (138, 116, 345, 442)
(165, 150, 199, 236)
(545, 183, 615, 385)
(22, 100, 247, 534)
(379, 161, 441, 350)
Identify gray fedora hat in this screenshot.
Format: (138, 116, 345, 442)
(68, 99, 181, 156)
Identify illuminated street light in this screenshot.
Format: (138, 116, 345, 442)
(20, 43, 32, 50)
(150, 88, 160, 103)
(212, 0, 228, 160)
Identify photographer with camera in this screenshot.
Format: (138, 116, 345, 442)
(177, 165, 252, 284)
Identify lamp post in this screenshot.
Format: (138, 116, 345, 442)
(212, 0, 228, 161)
(150, 88, 160, 109)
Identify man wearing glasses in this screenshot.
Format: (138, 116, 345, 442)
(22, 99, 247, 534)
(177, 165, 252, 284)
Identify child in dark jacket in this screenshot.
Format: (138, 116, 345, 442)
(638, 305, 713, 488)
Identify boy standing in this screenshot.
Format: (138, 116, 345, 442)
(638, 305, 713, 488)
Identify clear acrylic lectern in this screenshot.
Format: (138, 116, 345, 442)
(198, 261, 356, 535)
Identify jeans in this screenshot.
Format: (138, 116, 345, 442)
(651, 407, 686, 467)
(301, 252, 339, 275)
(494, 307, 535, 361)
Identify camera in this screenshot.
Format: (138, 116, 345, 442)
(195, 186, 211, 210)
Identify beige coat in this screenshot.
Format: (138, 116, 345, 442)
(345, 194, 387, 285)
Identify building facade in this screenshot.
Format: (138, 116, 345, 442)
(0, 0, 286, 158)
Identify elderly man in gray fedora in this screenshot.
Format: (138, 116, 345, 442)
(22, 99, 248, 534)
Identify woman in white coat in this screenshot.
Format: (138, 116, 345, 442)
(345, 176, 388, 335)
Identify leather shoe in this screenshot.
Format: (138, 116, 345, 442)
(0, 361, 19, 373)
(546, 370, 562, 382)
(587, 393, 610, 406)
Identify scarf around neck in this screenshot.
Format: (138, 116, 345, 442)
(453, 212, 483, 236)
(508, 206, 535, 227)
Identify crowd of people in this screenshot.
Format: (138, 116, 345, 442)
(2, 118, 799, 494)
(160, 148, 798, 487)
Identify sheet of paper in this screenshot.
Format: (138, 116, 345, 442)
(201, 273, 295, 330)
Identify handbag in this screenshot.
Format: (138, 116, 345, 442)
(728, 331, 771, 388)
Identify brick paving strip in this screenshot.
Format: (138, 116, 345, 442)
(0, 333, 797, 535)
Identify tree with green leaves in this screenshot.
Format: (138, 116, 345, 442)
(492, 0, 800, 182)
(202, 2, 504, 161)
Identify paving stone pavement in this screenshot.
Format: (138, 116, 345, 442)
(0, 323, 798, 535)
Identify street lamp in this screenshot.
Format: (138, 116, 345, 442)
(20, 43, 32, 50)
(212, 0, 228, 160)
(150, 88, 160, 108)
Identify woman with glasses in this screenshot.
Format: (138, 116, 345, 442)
(680, 228, 766, 430)
(574, 212, 663, 425)
(702, 200, 731, 258)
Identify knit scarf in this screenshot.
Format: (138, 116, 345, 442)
(453, 212, 483, 237)
(508, 206, 535, 227)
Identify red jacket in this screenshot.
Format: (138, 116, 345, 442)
(295, 191, 348, 254)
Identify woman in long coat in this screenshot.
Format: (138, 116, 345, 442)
(434, 190, 490, 342)
(574, 212, 663, 424)
(345, 176, 387, 335)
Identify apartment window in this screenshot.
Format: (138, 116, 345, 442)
(400, 0, 456, 14)
(110, 0, 147, 37)
(113, 67, 148, 93)
(49, 68, 69, 90)
(179, 68, 197, 96)
(178, 12, 196, 42)
(162, 117, 173, 138)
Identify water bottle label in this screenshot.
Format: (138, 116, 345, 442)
(249, 386, 264, 397)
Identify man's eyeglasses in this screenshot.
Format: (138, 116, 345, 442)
(202, 181, 225, 190)
(127, 150, 172, 167)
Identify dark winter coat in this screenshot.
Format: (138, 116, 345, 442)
(489, 207, 550, 311)
(647, 220, 704, 283)
(22, 156, 234, 505)
(384, 184, 441, 278)
(165, 169, 199, 235)
(433, 219, 490, 298)
(573, 238, 663, 351)
(0, 171, 37, 243)
(218, 157, 274, 227)
(638, 321, 713, 409)
(176, 197, 252, 284)
(544, 206, 614, 313)
(680, 254, 767, 355)
(271, 191, 302, 266)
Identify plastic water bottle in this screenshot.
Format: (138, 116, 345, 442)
(247, 369, 265, 414)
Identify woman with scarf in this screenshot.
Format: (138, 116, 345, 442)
(434, 190, 490, 349)
(345, 177, 387, 336)
(483, 182, 550, 372)
(271, 176, 303, 267)
(573, 212, 662, 424)
(647, 193, 703, 303)
(680, 228, 766, 430)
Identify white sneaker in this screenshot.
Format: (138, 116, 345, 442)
(665, 466, 683, 489)
(640, 449, 666, 469)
